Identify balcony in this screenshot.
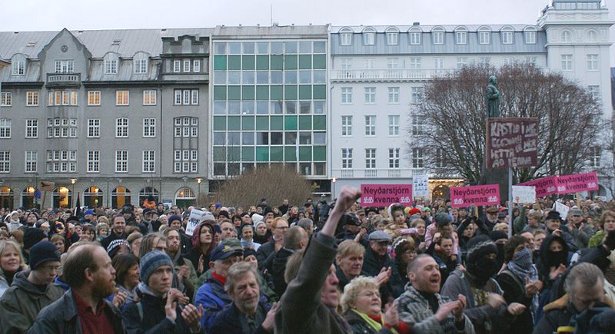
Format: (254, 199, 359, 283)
(46, 73, 81, 87)
(334, 168, 425, 179)
(330, 69, 455, 82)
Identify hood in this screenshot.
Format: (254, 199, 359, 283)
(539, 234, 569, 263)
(11, 270, 50, 296)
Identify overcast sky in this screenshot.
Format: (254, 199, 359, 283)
(1, 0, 556, 31)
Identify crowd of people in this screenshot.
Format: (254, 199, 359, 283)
(0, 188, 614, 333)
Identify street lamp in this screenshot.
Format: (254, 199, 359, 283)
(196, 178, 203, 207)
(70, 178, 77, 208)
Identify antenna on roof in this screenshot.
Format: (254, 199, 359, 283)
(270, 3, 273, 26)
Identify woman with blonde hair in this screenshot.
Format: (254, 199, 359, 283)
(0, 240, 26, 297)
(341, 276, 410, 334)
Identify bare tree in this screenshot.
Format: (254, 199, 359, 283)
(215, 165, 313, 208)
(412, 63, 604, 184)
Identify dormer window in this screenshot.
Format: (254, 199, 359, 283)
(11, 54, 26, 75)
(363, 27, 376, 46)
(385, 27, 399, 45)
(133, 52, 149, 74)
(455, 27, 467, 45)
(478, 27, 491, 45)
(524, 27, 537, 44)
(340, 27, 353, 46)
(54, 60, 74, 73)
(103, 53, 119, 74)
(432, 27, 444, 45)
(501, 26, 514, 44)
(409, 28, 421, 45)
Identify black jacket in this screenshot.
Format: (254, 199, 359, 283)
(28, 289, 125, 334)
(209, 300, 271, 334)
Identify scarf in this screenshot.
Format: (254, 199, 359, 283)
(507, 247, 538, 282)
(352, 310, 399, 334)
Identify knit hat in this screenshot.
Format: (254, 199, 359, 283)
(201, 211, 215, 222)
(29, 240, 61, 270)
(434, 213, 452, 226)
(84, 209, 95, 216)
(466, 235, 498, 264)
(243, 248, 258, 259)
(140, 250, 174, 285)
(167, 215, 182, 225)
(106, 239, 131, 258)
(251, 213, 264, 225)
(23, 228, 47, 250)
(545, 210, 562, 222)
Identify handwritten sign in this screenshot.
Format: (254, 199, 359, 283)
(412, 175, 429, 199)
(486, 118, 538, 169)
(512, 186, 536, 204)
(186, 209, 204, 236)
(520, 171, 598, 197)
(450, 184, 500, 208)
(360, 184, 413, 208)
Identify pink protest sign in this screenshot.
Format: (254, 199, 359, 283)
(555, 171, 599, 194)
(519, 176, 558, 197)
(360, 184, 412, 208)
(450, 184, 500, 208)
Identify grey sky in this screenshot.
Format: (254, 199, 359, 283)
(2, 0, 554, 31)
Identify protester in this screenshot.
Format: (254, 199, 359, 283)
(187, 221, 217, 276)
(0, 239, 26, 298)
(335, 240, 366, 291)
(101, 215, 127, 250)
(112, 253, 140, 306)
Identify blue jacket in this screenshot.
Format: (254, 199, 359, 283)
(193, 276, 231, 331)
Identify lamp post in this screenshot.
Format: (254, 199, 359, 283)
(70, 178, 77, 208)
(196, 177, 202, 207)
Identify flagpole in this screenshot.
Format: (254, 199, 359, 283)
(508, 167, 513, 238)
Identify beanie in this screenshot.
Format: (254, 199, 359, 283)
(140, 250, 174, 285)
(23, 228, 47, 250)
(29, 240, 61, 270)
(106, 239, 131, 258)
(167, 215, 182, 226)
(434, 213, 452, 227)
(466, 235, 498, 264)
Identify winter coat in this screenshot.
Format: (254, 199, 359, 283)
(0, 270, 64, 333)
(342, 309, 395, 334)
(209, 299, 271, 334)
(533, 294, 615, 334)
(495, 269, 534, 334)
(194, 273, 231, 332)
(27, 289, 125, 334)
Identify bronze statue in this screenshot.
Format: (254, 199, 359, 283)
(486, 75, 500, 118)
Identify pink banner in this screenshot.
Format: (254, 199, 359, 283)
(556, 172, 599, 194)
(519, 176, 558, 197)
(360, 184, 412, 208)
(450, 184, 500, 208)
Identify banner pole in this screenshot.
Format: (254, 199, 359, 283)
(508, 167, 513, 238)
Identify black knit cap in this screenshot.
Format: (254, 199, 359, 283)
(29, 240, 61, 270)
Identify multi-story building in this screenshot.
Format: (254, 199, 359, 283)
(329, 0, 613, 199)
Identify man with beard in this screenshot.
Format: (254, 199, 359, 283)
(142, 208, 162, 233)
(101, 215, 127, 250)
(28, 243, 125, 333)
(209, 262, 276, 333)
(397, 254, 474, 333)
(122, 251, 202, 333)
(164, 229, 197, 301)
(441, 235, 526, 334)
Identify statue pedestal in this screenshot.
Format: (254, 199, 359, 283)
(483, 167, 509, 206)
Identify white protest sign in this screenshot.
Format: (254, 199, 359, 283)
(413, 175, 429, 199)
(185, 208, 204, 236)
(554, 201, 570, 220)
(512, 186, 536, 204)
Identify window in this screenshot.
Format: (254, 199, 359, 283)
(365, 148, 376, 169)
(116, 91, 129, 105)
(587, 54, 598, 71)
(341, 87, 353, 104)
(143, 150, 155, 173)
(48, 90, 78, 106)
(173, 60, 181, 72)
(341, 148, 353, 169)
(26, 91, 39, 106)
(87, 91, 101, 106)
(0, 119, 10, 138)
(409, 31, 421, 45)
(143, 118, 156, 137)
(435, 148, 447, 168)
(588, 30, 597, 42)
(1, 92, 11, 106)
(561, 54, 573, 71)
(411, 87, 424, 104)
(525, 29, 536, 44)
(478, 57, 491, 65)
(87, 119, 100, 138)
(340, 28, 353, 46)
(11, 60, 25, 75)
(183, 59, 191, 72)
(588, 85, 601, 103)
(388, 87, 400, 103)
(412, 148, 424, 168)
(173, 117, 199, 138)
(115, 151, 128, 172)
(561, 30, 571, 43)
(479, 29, 491, 44)
(387, 58, 399, 69)
(0, 152, 9, 173)
(87, 151, 100, 173)
(54, 60, 74, 73)
(386, 28, 399, 45)
(455, 29, 467, 44)
(363, 27, 376, 45)
(174, 89, 199, 105)
(134, 58, 148, 74)
(389, 148, 400, 168)
(501, 28, 514, 44)
(25, 119, 38, 138)
(25, 151, 37, 173)
(590, 146, 601, 168)
(46, 118, 77, 138)
(116, 118, 129, 137)
(193, 60, 201, 72)
(434, 58, 444, 70)
(104, 59, 118, 74)
(388, 115, 400, 136)
(46, 150, 76, 173)
(365, 115, 376, 136)
(143, 90, 157, 105)
(457, 57, 468, 69)
(412, 116, 424, 135)
(408, 57, 422, 69)
(342, 115, 353, 136)
(364, 87, 376, 104)
(173, 149, 198, 173)
(365, 58, 376, 69)
(432, 28, 444, 44)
